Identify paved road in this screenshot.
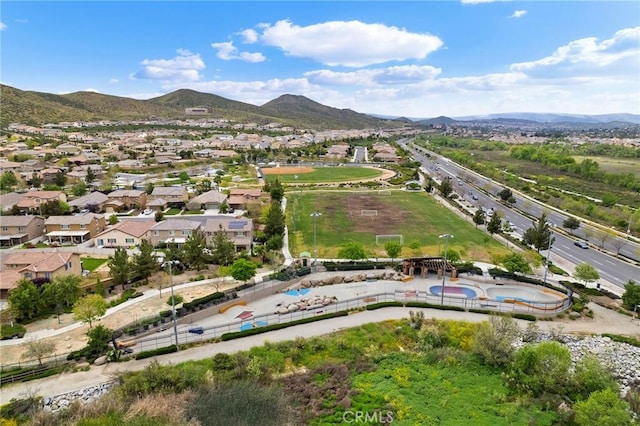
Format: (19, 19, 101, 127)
(3, 303, 638, 403)
(403, 141, 640, 291)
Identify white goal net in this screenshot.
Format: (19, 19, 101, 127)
(361, 209, 378, 217)
(375, 234, 403, 245)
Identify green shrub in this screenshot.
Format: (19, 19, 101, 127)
(365, 302, 403, 310)
(601, 334, 640, 348)
(0, 324, 26, 340)
(405, 302, 466, 311)
(135, 345, 178, 360)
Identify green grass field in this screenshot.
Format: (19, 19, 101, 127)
(265, 166, 384, 183)
(80, 257, 108, 271)
(572, 156, 640, 178)
(287, 190, 508, 261)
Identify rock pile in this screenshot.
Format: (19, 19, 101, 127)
(276, 296, 339, 314)
(299, 271, 402, 288)
(516, 333, 640, 397)
(41, 381, 117, 412)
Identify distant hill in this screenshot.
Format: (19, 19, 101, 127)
(453, 112, 640, 125)
(0, 84, 395, 130)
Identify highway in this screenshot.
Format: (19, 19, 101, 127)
(402, 140, 640, 291)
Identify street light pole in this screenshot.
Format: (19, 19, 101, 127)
(163, 260, 180, 350)
(543, 227, 555, 287)
(439, 234, 454, 306)
(311, 212, 321, 272)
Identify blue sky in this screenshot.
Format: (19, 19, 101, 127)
(2, 1, 639, 118)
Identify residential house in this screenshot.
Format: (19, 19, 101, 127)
(148, 218, 202, 246)
(16, 191, 67, 214)
(0, 192, 26, 213)
(0, 252, 82, 297)
(186, 190, 227, 211)
(40, 168, 63, 184)
(146, 198, 168, 212)
(0, 215, 45, 247)
(107, 189, 147, 211)
(227, 188, 264, 211)
(94, 219, 155, 248)
(67, 191, 109, 213)
(45, 213, 106, 244)
(204, 218, 253, 253)
(151, 186, 189, 206)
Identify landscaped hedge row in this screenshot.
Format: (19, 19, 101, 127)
(270, 266, 313, 281)
(0, 324, 26, 340)
(135, 345, 178, 360)
(365, 302, 403, 310)
(323, 262, 380, 271)
(182, 291, 226, 311)
(559, 280, 620, 300)
(602, 333, 640, 348)
(455, 263, 484, 276)
(405, 302, 466, 312)
(488, 268, 568, 294)
(220, 311, 349, 341)
(468, 309, 537, 322)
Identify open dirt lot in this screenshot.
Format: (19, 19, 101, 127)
(261, 166, 315, 175)
(325, 193, 411, 235)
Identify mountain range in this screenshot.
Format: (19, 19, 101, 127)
(1, 84, 638, 130)
(0, 84, 395, 130)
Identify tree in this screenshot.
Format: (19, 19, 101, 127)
(230, 258, 257, 284)
(8, 279, 43, 321)
(22, 338, 56, 367)
(53, 170, 67, 187)
(109, 247, 131, 289)
(562, 217, 580, 234)
(40, 199, 70, 217)
(267, 178, 285, 202)
(621, 280, 640, 311)
(145, 182, 155, 194)
(167, 294, 184, 307)
(108, 214, 119, 225)
(42, 275, 82, 323)
(570, 355, 618, 402)
(0, 171, 18, 190)
(473, 315, 520, 367)
(86, 324, 112, 357)
(384, 241, 403, 264)
(574, 263, 600, 286)
(504, 341, 572, 397)
(472, 210, 486, 228)
(71, 181, 87, 196)
(497, 188, 516, 204)
(264, 200, 285, 240)
(574, 388, 633, 426)
(438, 177, 453, 198)
(85, 167, 96, 183)
(215, 265, 232, 292)
(610, 237, 627, 256)
(502, 252, 532, 274)
(522, 213, 554, 252)
(182, 228, 209, 271)
(211, 225, 236, 266)
(338, 242, 368, 260)
(133, 239, 158, 283)
(219, 201, 230, 214)
(30, 173, 42, 189)
(441, 248, 460, 263)
(73, 294, 108, 328)
(486, 213, 502, 235)
(593, 228, 612, 249)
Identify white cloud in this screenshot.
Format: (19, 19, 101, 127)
(0, 22, 7, 31)
(143, 26, 639, 117)
(211, 41, 266, 63)
(132, 49, 205, 81)
(84, 88, 100, 93)
(258, 19, 443, 67)
(510, 26, 640, 78)
(511, 10, 527, 19)
(239, 29, 258, 44)
(109, 78, 119, 84)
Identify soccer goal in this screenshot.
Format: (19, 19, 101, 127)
(378, 190, 392, 196)
(361, 209, 378, 217)
(375, 234, 403, 245)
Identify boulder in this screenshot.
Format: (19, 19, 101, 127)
(93, 356, 108, 366)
